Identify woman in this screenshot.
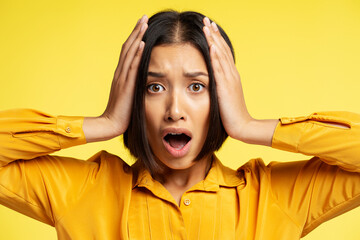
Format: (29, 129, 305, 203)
(1, 10, 359, 239)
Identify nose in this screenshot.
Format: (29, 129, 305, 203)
(165, 90, 186, 122)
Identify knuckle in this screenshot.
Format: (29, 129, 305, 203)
(122, 42, 128, 50)
(129, 61, 137, 71)
(213, 62, 222, 72)
(135, 47, 142, 57)
(214, 66, 221, 73)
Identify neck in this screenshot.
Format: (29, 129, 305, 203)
(160, 155, 213, 205)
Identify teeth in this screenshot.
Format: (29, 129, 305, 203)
(170, 133, 182, 135)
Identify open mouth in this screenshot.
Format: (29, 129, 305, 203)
(164, 133, 191, 150)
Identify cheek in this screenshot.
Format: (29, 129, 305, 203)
(192, 95, 210, 122)
(145, 99, 160, 135)
(188, 95, 211, 138)
(200, 104, 211, 134)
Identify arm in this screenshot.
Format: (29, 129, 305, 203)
(0, 109, 93, 225)
(0, 109, 85, 165)
(0, 15, 148, 225)
(269, 111, 360, 236)
(202, 17, 360, 236)
(1, 15, 148, 163)
(202, 17, 353, 150)
(272, 111, 360, 171)
(202, 17, 278, 146)
(83, 15, 147, 143)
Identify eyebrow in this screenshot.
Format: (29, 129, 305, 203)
(147, 71, 208, 78)
(184, 71, 208, 77)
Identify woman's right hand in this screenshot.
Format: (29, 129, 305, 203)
(83, 15, 148, 142)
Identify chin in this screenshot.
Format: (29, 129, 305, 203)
(157, 155, 198, 170)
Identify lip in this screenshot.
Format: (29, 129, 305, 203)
(161, 128, 192, 158)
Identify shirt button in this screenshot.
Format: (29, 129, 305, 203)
(184, 199, 191, 206)
(65, 127, 71, 133)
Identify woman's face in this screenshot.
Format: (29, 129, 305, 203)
(145, 43, 210, 170)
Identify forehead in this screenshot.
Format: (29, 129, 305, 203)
(148, 44, 207, 72)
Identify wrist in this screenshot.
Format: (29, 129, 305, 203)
(83, 116, 124, 143)
(234, 118, 279, 147)
(228, 115, 252, 141)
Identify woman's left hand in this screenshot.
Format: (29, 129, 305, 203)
(202, 17, 278, 146)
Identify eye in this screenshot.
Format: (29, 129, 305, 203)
(147, 83, 165, 93)
(189, 83, 204, 92)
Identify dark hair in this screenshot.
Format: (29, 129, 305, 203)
(124, 10, 235, 175)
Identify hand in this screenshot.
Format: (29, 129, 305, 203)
(202, 17, 278, 146)
(83, 15, 148, 142)
(202, 17, 252, 139)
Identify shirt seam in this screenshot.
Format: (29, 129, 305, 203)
(55, 117, 63, 149)
(268, 119, 305, 231)
(268, 171, 303, 230)
(55, 152, 106, 224)
(34, 159, 56, 223)
(302, 190, 360, 236)
(295, 121, 308, 153)
(0, 182, 41, 209)
(301, 122, 360, 171)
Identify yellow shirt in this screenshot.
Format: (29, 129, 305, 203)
(0, 109, 360, 239)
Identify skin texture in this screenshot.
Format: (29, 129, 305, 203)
(202, 17, 279, 146)
(145, 44, 211, 170)
(83, 15, 149, 142)
(83, 14, 280, 204)
(145, 44, 213, 203)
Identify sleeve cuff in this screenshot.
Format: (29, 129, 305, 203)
(271, 116, 306, 153)
(56, 116, 87, 149)
(271, 111, 355, 153)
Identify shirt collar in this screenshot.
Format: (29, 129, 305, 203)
(133, 155, 245, 192)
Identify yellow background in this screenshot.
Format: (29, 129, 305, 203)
(1, 0, 360, 239)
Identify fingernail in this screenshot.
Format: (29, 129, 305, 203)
(211, 22, 218, 32)
(204, 17, 211, 26)
(138, 41, 145, 50)
(204, 26, 210, 36)
(140, 15, 147, 23)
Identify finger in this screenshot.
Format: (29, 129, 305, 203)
(110, 19, 147, 111)
(106, 39, 146, 115)
(203, 17, 234, 67)
(115, 20, 148, 80)
(203, 18, 237, 78)
(203, 17, 224, 51)
(203, 17, 214, 46)
(210, 21, 234, 61)
(204, 26, 233, 81)
(203, 16, 211, 27)
(203, 25, 214, 50)
(121, 15, 148, 60)
(115, 15, 148, 78)
(209, 44, 226, 86)
(203, 22, 230, 65)
(125, 41, 145, 91)
(119, 22, 148, 82)
(206, 21, 234, 69)
(209, 21, 239, 78)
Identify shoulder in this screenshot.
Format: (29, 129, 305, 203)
(235, 158, 302, 190)
(237, 158, 270, 177)
(237, 157, 321, 177)
(84, 150, 133, 181)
